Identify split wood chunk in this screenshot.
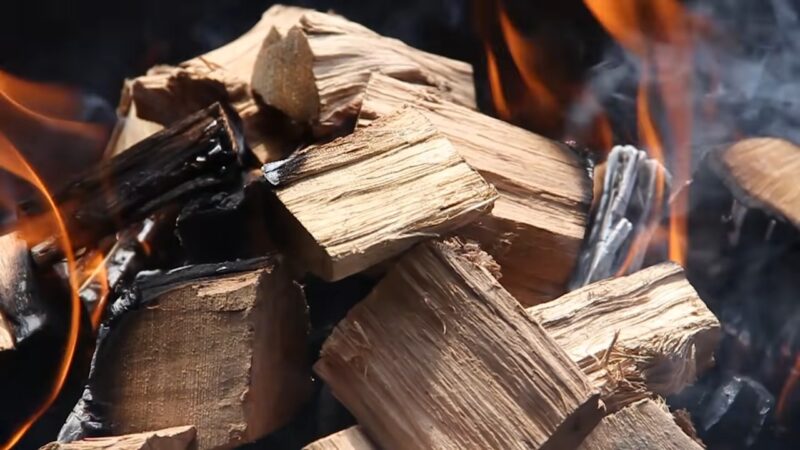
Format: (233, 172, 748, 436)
(262, 108, 497, 281)
(358, 74, 592, 305)
(251, 10, 476, 136)
(315, 239, 603, 450)
(105, 81, 164, 157)
(303, 426, 376, 450)
(577, 399, 704, 450)
(0, 312, 12, 352)
(91, 260, 311, 449)
(529, 263, 721, 410)
(41, 426, 197, 450)
(708, 138, 800, 228)
(126, 5, 310, 162)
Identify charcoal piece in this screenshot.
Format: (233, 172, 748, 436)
(14, 103, 254, 264)
(698, 375, 774, 447)
(175, 171, 273, 263)
(0, 233, 45, 346)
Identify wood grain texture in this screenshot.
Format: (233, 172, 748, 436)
(709, 138, 800, 228)
(126, 5, 309, 162)
(577, 399, 704, 450)
(105, 81, 163, 157)
(315, 239, 602, 450)
(358, 74, 592, 305)
(302, 426, 376, 450)
(92, 261, 311, 450)
(263, 108, 497, 281)
(530, 263, 721, 410)
(251, 10, 475, 136)
(41, 426, 197, 450)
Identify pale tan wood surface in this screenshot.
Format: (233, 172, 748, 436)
(302, 426, 376, 450)
(40, 426, 197, 450)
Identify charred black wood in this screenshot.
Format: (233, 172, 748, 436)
(0, 233, 45, 346)
(176, 170, 273, 263)
(16, 103, 254, 265)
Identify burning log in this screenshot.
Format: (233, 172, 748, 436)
(577, 399, 704, 450)
(315, 239, 603, 450)
(124, 5, 309, 162)
(303, 426, 375, 450)
(571, 145, 668, 288)
(357, 73, 592, 305)
(251, 10, 476, 137)
(87, 257, 311, 449)
(530, 263, 721, 410)
(42, 426, 197, 450)
(17, 102, 251, 261)
(262, 108, 497, 281)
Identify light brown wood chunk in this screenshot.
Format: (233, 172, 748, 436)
(358, 74, 592, 305)
(92, 261, 311, 449)
(263, 109, 497, 281)
(251, 10, 475, 136)
(315, 239, 603, 450)
(530, 263, 721, 410)
(709, 137, 800, 228)
(302, 426, 376, 450)
(578, 400, 704, 450)
(40, 426, 197, 450)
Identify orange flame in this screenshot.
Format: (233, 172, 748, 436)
(78, 251, 111, 330)
(0, 71, 104, 449)
(583, 0, 694, 266)
(0, 136, 81, 450)
(485, 45, 512, 120)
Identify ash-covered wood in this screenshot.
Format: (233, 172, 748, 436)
(358, 74, 592, 305)
(0, 232, 44, 347)
(571, 145, 668, 288)
(125, 5, 309, 162)
(577, 399, 704, 450)
(42, 426, 196, 450)
(530, 263, 720, 410)
(82, 257, 311, 449)
(18, 103, 251, 260)
(315, 239, 603, 450)
(251, 10, 475, 136)
(262, 108, 496, 281)
(302, 426, 375, 450)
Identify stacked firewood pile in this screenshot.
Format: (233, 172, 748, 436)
(0, 4, 740, 450)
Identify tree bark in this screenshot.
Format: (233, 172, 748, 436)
(315, 239, 603, 450)
(262, 108, 497, 281)
(358, 73, 592, 305)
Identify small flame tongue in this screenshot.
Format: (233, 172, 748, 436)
(0, 70, 108, 450)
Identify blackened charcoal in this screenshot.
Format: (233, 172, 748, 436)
(699, 375, 774, 447)
(0, 233, 45, 344)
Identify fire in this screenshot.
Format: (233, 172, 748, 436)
(0, 71, 108, 449)
(78, 251, 111, 330)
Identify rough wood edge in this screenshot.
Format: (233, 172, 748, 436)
(41, 425, 197, 450)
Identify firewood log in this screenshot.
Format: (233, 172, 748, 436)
(262, 108, 497, 281)
(303, 426, 375, 450)
(105, 81, 163, 157)
(530, 263, 721, 410)
(16, 103, 251, 259)
(251, 10, 476, 137)
(90, 258, 311, 449)
(577, 399, 704, 450)
(358, 73, 592, 305)
(124, 5, 309, 162)
(315, 239, 603, 450)
(40, 426, 197, 450)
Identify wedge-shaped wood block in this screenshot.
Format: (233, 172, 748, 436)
(315, 239, 602, 450)
(577, 400, 703, 450)
(530, 263, 721, 410)
(92, 260, 311, 449)
(263, 109, 497, 281)
(302, 426, 375, 450)
(358, 74, 592, 305)
(41, 426, 197, 450)
(252, 10, 475, 135)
